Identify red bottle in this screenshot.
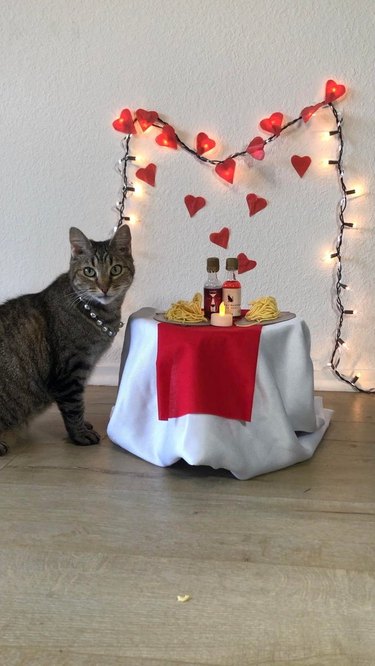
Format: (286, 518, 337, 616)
(222, 258, 241, 317)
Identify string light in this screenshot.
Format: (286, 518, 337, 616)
(325, 103, 374, 393)
(112, 83, 374, 393)
(114, 134, 139, 230)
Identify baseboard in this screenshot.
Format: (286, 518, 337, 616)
(314, 368, 375, 392)
(89, 363, 375, 392)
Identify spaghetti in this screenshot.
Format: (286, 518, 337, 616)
(165, 293, 207, 323)
(245, 296, 280, 322)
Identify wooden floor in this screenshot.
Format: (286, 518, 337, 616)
(0, 388, 374, 666)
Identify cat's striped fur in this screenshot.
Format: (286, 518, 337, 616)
(0, 225, 134, 455)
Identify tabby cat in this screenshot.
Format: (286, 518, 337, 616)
(0, 224, 134, 455)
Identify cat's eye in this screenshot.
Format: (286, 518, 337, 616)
(83, 267, 96, 278)
(110, 264, 122, 276)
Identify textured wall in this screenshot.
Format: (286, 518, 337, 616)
(1, 0, 374, 389)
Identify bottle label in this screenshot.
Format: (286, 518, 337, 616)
(223, 287, 241, 317)
(204, 287, 222, 318)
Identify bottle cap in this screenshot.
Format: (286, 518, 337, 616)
(226, 257, 238, 271)
(207, 257, 219, 272)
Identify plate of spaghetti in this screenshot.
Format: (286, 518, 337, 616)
(154, 293, 209, 326)
(235, 296, 295, 327)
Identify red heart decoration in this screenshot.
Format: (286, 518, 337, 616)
(184, 195, 206, 217)
(112, 108, 137, 134)
(291, 155, 311, 178)
(300, 102, 324, 123)
(260, 112, 283, 135)
(196, 132, 216, 156)
(136, 108, 158, 131)
(246, 193, 268, 217)
(155, 124, 178, 149)
(237, 253, 257, 274)
(246, 136, 265, 160)
(135, 163, 157, 187)
(209, 227, 229, 249)
(325, 79, 346, 103)
(215, 158, 236, 184)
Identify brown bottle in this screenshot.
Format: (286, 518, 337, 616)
(204, 257, 223, 319)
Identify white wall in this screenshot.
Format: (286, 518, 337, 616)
(1, 0, 374, 390)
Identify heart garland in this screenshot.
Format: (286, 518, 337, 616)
(260, 112, 284, 135)
(300, 102, 324, 123)
(209, 227, 229, 248)
(114, 79, 346, 287)
(325, 79, 346, 103)
(136, 108, 158, 131)
(246, 136, 265, 160)
(291, 155, 311, 178)
(237, 253, 257, 274)
(155, 124, 178, 149)
(135, 163, 157, 186)
(196, 132, 216, 156)
(112, 109, 137, 134)
(246, 193, 268, 217)
(214, 158, 236, 184)
(184, 195, 206, 217)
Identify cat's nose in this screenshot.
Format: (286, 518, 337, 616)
(98, 282, 109, 294)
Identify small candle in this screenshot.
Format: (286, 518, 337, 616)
(211, 301, 233, 327)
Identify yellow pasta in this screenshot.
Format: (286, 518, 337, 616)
(165, 292, 207, 323)
(245, 296, 280, 322)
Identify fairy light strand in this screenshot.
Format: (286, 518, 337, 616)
(115, 134, 133, 229)
(114, 98, 373, 393)
(327, 103, 374, 393)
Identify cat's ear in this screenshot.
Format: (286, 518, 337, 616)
(110, 224, 132, 255)
(69, 227, 92, 257)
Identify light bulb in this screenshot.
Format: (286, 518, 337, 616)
(133, 183, 143, 196)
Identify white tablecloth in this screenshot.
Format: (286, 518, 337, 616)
(107, 307, 332, 480)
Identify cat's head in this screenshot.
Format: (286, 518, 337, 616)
(69, 225, 135, 305)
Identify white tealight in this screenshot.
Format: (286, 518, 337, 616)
(211, 303, 233, 327)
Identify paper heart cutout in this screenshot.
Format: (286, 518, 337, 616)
(246, 136, 265, 160)
(291, 155, 311, 178)
(184, 195, 206, 217)
(215, 158, 236, 184)
(237, 253, 257, 274)
(196, 132, 216, 156)
(155, 124, 178, 149)
(300, 102, 324, 123)
(246, 193, 268, 217)
(135, 163, 156, 186)
(136, 108, 158, 131)
(112, 108, 137, 134)
(209, 227, 229, 249)
(325, 79, 346, 103)
(260, 112, 283, 135)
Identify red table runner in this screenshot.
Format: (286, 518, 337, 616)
(156, 322, 262, 422)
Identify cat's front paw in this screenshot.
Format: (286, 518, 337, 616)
(0, 441, 9, 456)
(69, 427, 101, 446)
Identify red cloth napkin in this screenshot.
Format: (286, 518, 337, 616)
(156, 323, 262, 421)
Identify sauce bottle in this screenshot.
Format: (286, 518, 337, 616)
(204, 257, 222, 319)
(223, 257, 241, 317)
